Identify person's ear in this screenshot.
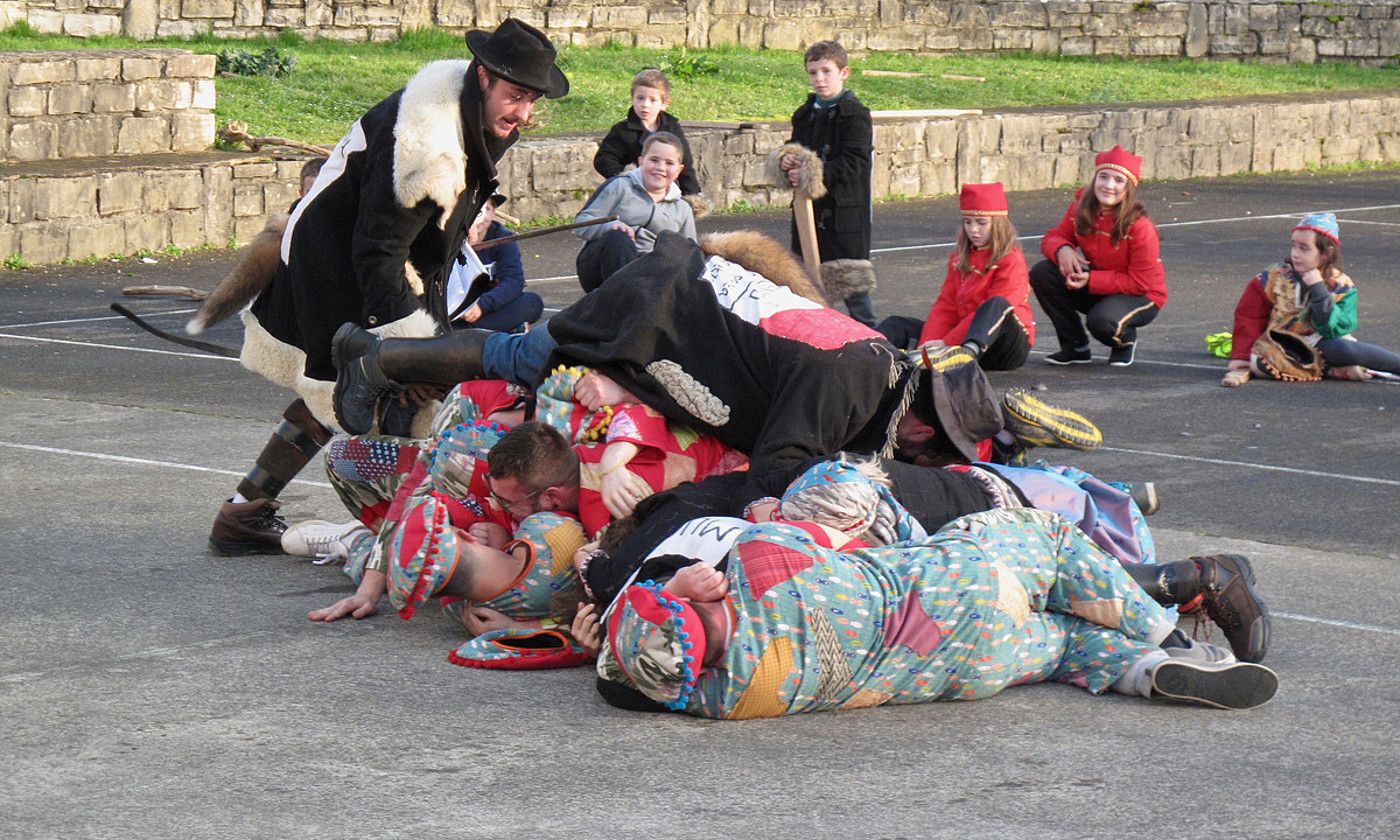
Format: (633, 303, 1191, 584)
(476, 65, 489, 91)
(537, 485, 560, 511)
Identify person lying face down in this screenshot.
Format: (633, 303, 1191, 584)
(594, 507, 1278, 718)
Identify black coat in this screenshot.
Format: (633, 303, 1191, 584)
(249, 60, 509, 385)
(593, 109, 701, 196)
(787, 90, 873, 261)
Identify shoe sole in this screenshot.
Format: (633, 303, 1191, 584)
(209, 537, 287, 557)
(1044, 355, 1093, 365)
(1003, 390, 1104, 450)
(1151, 661, 1278, 710)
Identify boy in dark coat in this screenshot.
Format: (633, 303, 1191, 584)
(207, 20, 568, 555)
(776, 40, 877, 327)
(451, 194, 543, 333)
(593, 69, 702, 199)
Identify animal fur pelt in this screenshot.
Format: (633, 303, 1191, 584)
(186, 214, 287, 335)
(766, 142, 827, 199)
(820, 258, 877, 302)
(699, 230, 827, 305)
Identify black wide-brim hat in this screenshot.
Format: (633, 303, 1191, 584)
(466, 18, 569, 99)
(915, 357, 1002, 463)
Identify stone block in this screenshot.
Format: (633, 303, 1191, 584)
(1346, 38, 1380, 56)
(20, 221, 70, 265)
(1185, 1, 1209, 58)
(233, 183, 264, 216)
(1000, 114, 1046, 153)
(26, 10, 64, 34)
(1219, 140, 1253, 175)
(189, 79, 216, 111)
(1322, 134, 1362, 164)
(649, 4, 687, 25)
(1189, 145, 1220, 178)
(48, 84, 93, 115)
(547, 7, 591, 28)
(122, 57, 163, 81)
(763, 19, 803, 49)
(171, 112, 214, 151)
(8, 179, 36, 224)
(168, 209, 207, 248)
(117, 116, 170, 154)
(1316, 38, 1348, 57)
(124, 213, 167, 252)
(12, 59, 75, 86)
(182, 0, 235, 17)
(7, 87, 46, 118)
(234, 0, 265, 27)
(74, 56, 122, 81)
(59, 114, 119, 156)
(1060, 36, 1095, 56)
(67, 218, 128, 261)
(231, 162, 278, 179)
(161, 171, 205, 209)
(63, 12, 120, 37)
(33, 176, 96, 220)
(135, 79, 192, 112)
(233, 215, 267, 244)
(993, 30, 1035, 50)
(263, 181, 298, 212)
(867, 27, 927, 51)
(1290, 39, 1318, 64)
(923, 120, 959, 160)
(165, 53, 216, 78)
(97, 172, 143, 215)
(202, 164, 234, 244)
(92, 83, 136, 113)
(1094, 36, 1131, 55)
(636, 24, 686, 48)
(9, 121, 59, 162)
(1131, 36, 1182, 56)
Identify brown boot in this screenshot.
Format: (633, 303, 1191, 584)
(209, 498, 288, 556)
(1188, 554, 1270, 665)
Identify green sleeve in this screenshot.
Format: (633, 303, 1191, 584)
(1317, 287, 1357, 338)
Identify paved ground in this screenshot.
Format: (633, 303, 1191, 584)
(2, 168, 1398, 838)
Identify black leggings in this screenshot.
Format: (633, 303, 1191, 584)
(1029, 259, 1159, 350)
(876, 296, 1030, 371)
(1317, 338, 1400, 375)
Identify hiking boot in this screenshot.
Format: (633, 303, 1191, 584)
(332, 323, 399, 435)
(1159, 628, 1235, 664)
(210, 498, 288, 556)
(1189, 554, 1270, 664)
(1108, 342, 1136, 367)
(1149, 659, 1278, 710)
(1001, 388, 1103, 451)
(281, 519, 371, 560)
(1045, 344, 1092, 365)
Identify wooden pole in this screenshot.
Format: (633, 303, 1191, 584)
(792, 189, 822, 280)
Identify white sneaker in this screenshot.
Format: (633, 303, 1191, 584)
(281, 519, 371, 561)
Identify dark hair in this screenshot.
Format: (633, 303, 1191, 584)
(1074, 173, 1146, 246)
(299, 158, 324, 182)
(487, 422, 579, 491)
(641, 130, 685, 160)
(804, 40, 848, 68)
(632, 69, 671, 97)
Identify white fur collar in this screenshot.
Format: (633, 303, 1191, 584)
(394, 60, 470, 229)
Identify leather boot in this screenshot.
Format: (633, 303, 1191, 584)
(332, 324, 491, 435)
(210, 498, 288, 556)
(1128, 555, 1269, 664)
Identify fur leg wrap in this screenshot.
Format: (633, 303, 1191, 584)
(820, 259, 877, 303)
(766, 142, 827, 199)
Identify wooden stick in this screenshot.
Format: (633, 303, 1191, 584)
(792, 189, 822, 281)
(473, 215, 618, 250)
(217, 121, 332, 157)
(494, 209, 522, 226)
(121, 284, 210, 301)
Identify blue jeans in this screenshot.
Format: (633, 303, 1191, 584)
(482, 321, 558, 387)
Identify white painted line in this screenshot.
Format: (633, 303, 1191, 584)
(0, 441, 333, 489)
(1332, 219, 1400, 228)
(1275, 612, 1400, 639)
(0, 308, 198, 330)
(872, 202, 1400, 255)
(1098, 444, 1400, 486)
(527, 273, 579, 284)
(0, 332, 238, 361)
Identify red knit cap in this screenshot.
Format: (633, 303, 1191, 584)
(959, 182, 1008, 216)
(1095, 146, 1142, 184)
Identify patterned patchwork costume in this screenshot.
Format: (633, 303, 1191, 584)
(599, 507, 1177, 719)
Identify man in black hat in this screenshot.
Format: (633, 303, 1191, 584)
(208, 19, 568, 555)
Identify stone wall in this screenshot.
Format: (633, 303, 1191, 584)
(0, 49, 215, 161)
(4, 1, 1399, 64)
(0, 152, 302, 262)
(495, 91, 1400, 223)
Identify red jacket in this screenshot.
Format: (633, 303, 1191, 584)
(919, 246, 1035, 347)
(1040, 189, 1167, 307)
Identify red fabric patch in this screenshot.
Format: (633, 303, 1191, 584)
(883, 594, 946, 655)
(738, 539, 816, 600)
(758, 308, 883, 350)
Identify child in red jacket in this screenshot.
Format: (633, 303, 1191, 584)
(877, 182, 1034, 370)
(1030, 147, 1166, 367)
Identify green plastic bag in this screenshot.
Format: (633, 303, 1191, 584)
(1205, 331, 1232, 359)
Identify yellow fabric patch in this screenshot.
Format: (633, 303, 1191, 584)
(841, 688, 891, 711)
(541, 520, 586, 576)
(727, 637, 796, 720)
(1070, 597, 1125, 629)
(993, 561, 1031, 627)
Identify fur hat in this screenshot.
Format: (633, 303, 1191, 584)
(959, 182, 1008, 216)
(1294, 211, 1339, 244)
(597, 580, 707, 710)
(766, 142, 827, 199)
(1094, 146, 1142, 185)
(465, 18, 569, 99)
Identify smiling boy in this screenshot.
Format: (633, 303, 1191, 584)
(594, 69, 702, 198)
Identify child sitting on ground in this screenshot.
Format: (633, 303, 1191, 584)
(1030, 147, 1166, 368)
(1222, 212, 1400, 386)
(877, 182, 1034, 370)
(593, 69, 702, 200)
(573, 132, 697, 292)
(446, 194, 544, 333)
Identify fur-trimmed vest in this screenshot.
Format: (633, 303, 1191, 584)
(243, 59, 508, 426)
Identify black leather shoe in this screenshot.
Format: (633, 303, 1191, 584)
(332, 323, 398, 435)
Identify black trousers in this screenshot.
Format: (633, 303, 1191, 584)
(1317, 337, 1400, 375)
(1029, 259, 1159, 350)
(876, 296, 1031, 371)
(576, 229, 640, 293)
